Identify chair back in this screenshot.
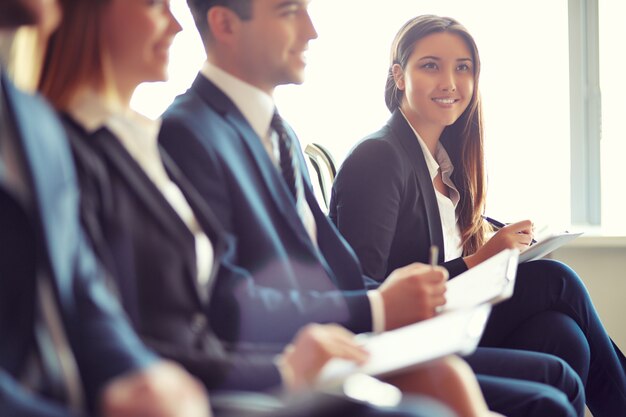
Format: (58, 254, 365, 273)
(304, 143, 337, 212)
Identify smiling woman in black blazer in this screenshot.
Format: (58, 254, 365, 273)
(330, 14, 626, 417)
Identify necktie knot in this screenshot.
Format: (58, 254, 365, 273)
(271, 111, 286, 137)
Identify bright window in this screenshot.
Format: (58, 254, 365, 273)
(599, 0, 626, 234)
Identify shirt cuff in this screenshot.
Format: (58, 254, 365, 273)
(367, 290, 385, 333)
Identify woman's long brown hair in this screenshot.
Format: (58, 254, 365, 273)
(384, 15, 490, 255)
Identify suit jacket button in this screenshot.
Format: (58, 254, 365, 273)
(190, 313, 207, 333)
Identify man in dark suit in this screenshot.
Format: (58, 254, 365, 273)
(158, 2, 586, 417)
(0, 1, 209, 416)
(161, 0, 448, 346)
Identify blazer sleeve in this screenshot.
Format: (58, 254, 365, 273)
(0, 372, 79, 417)
(442, 257, 469, 278)
(331, 139, 405, 281)
(144, 337, 282, 392)
(210, 253, 372, 343)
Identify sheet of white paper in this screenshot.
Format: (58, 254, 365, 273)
(443, 249, 519, 312)
(317, 305, 492, 387)
(519, 232, 583, 263)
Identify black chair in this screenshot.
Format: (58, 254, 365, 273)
(304, 143, 337, 212)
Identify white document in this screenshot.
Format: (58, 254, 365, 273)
(317, 305, 492, 387)
(442, 248, 519, 312)
(519, 232, 583, 263)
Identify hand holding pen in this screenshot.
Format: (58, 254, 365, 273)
(483, 216, 537, 245)
(378, 247, 447, 329)
(464, 218, 535, 268)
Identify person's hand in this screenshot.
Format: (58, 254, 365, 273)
(278, 323, 369, 391)
(379, 263, 447, 330)
(101, 360, 210, 417)
(465, 220, 534, 268)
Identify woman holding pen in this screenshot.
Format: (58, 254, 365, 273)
(330, 14, 626, 416)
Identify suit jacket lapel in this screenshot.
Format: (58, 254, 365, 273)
(161, 150, 226, 304)
(88, 127, 201, 293)
(190, 75, 314, 250)
(2, 74, 77, 302)
(389, 110, 445, 263)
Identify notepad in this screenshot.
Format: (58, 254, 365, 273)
(442, 248, 519, 312)
(519, 231, 583, 263)
(316, 305, 492, 386)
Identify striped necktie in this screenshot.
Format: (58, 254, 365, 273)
(271, 111, 304, 204)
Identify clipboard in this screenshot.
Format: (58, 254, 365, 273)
(519, 231, 583, 263)
(442, 248, 519, 312)
(316, 305, 492, 387)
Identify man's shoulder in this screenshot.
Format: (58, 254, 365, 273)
(162, 85, 229, 130)
(346, 128, 403, 165)
(164, 87, 208, 118)
(159, 94, 244, 173)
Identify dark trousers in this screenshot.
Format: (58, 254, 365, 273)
(481, 259, 626, 417)
(467, 347, 583, 417)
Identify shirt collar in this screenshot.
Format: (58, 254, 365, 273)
(68, 88, 120, 133)
(67, 88, 161, 142)
(399, 109, 454, 181)
(200, 61, 275, 140)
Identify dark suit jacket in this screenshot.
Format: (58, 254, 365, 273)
(63, 118, 283, 391)
(329, 109, 468, 281)
(0, 74, 154, 416)
(159, 74, 374, 344)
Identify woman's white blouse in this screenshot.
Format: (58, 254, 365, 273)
(401, 111, 464, 261)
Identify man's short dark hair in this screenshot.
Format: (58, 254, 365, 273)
(187, 0, 253, 42)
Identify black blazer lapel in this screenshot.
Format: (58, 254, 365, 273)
(161, 150, 227, 304)
(82, 126, 201, 294)
(190, 75, 314, 250)
(96, 129, 213, 307)
(388, 110, 445, 263)
(100, 133, 196, 257)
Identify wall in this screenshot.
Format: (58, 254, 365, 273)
(552, 236, 626, 350)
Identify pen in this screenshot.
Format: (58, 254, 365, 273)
(429, 245, 439, 267)
(482, 215, 505, 229)
(430, 245, 443, 314)
(482, 215, 537, 245)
